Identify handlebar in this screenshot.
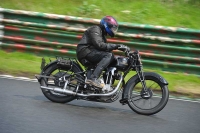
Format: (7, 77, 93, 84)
(118, 45, 140, 57)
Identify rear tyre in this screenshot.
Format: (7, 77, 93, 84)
(127, 72, 169, 115)
(40, 62, 83, 103)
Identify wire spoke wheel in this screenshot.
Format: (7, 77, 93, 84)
(130, 80, 162, 110)
(127, 72, 169, 115)
(40, 62, 83, 103)
(45, 68, 76, 96)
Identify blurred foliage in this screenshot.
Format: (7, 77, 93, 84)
(0, 0, 200, 29)
(77, 1, 101, 17)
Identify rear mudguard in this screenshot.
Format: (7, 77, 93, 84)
(37, 60, 84, 83)
(121, 72, 168, 101)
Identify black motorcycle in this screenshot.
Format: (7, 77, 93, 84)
(36, 47, 169, 115)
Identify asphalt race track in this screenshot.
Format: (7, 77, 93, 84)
(0, 77, 200, 133)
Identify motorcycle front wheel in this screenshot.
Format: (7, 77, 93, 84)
(127, 72, 169, 115)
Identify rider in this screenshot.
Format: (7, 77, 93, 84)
(76, 16, 128, 88)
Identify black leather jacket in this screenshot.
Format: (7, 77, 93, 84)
(76, 25, 118, 60)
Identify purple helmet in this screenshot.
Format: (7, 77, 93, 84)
(100, 16, 119, 37)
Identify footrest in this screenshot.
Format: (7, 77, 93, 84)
(119, 98, 128, 105)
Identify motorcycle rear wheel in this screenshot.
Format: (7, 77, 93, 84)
(127, 72, 169, 115)
(40, 62, 82, 103)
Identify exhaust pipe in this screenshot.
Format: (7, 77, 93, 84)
(40, 75, 123, 97)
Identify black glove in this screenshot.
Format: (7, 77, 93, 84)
(107, 44, 130, 52)
(117, 44, 130, 52)
(107, 44, 120, 51)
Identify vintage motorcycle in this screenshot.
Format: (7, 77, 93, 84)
(36, 47, 169, 115)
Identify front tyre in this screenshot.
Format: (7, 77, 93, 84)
(127, 72, 169, 115)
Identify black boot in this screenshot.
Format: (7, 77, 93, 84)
(86, 78, 105, 88)
(86, 66, 105, 88)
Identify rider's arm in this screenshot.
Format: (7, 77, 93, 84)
(88, 26, 118, 51)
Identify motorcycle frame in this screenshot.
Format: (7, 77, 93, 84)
(37, 51, 152, 103)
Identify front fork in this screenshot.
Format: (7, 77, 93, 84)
(135, 53, 152, 99)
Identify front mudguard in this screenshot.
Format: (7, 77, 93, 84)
(120, 72, 168, 103)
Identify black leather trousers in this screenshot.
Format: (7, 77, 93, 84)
(85, 49, 114, 79)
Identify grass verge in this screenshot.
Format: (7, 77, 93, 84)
(0, 50, 199, 98)
(0, 0, 200, 29)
